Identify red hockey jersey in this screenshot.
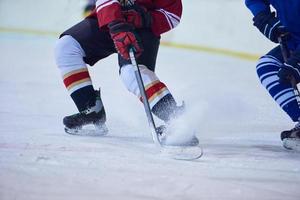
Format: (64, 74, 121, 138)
(91, 0, 182, 36)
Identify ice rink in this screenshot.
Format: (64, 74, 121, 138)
(1, 0, 300, 200)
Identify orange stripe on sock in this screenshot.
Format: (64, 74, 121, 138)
(140, 81, 167, 102)
(63, 68, 88, 79)
(66, 78, 92, 90)
(64, 70, 90, 88)
(145, 80, 160, 90)
(148, 87, 168, 102)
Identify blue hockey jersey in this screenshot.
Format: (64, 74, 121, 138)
(245, 0, 300, 51)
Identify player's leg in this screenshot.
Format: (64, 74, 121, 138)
(256, 46, 300, 147)
(54, 17, 115, 133)
(118, 29, 198, 145)
(118, 30, 183, 123)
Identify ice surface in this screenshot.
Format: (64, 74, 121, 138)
(0, 33, 300, 200)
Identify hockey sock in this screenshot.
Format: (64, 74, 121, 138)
(151, 93, 178, 122)
(55, 35, 95, 112)
(257, 54, 300, 121)
(120, 64, 175, 121)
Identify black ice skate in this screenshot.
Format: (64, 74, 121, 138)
(281, 123, 300, 151)
(64, 90, 108, 136)
(155, 102, 199, 147)
(155, 103, 202, 160)
(157, 124, 199, 146)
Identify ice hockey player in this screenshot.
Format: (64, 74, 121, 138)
(245, 0, 300, 150)
(83, 0, 96, 17)
(54, 0, 198, 146)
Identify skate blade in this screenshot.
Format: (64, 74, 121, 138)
(160, 145, 203, 160)
(159, 134, 200, 147)
(65, 124, 108, 137)
(283, 138, 300, 152)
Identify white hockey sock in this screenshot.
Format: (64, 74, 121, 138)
(120, 64, 171, 109)
(54, 35, 93, 94)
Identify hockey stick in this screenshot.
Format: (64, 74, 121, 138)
(129, 48, 162, 146)
(278, 35, 300, 106)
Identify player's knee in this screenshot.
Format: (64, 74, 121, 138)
(120, 64, 161, 96)
(54, 36, 71, 67)
(120, 64, 137, 94)
(54, 35, 86, 70)
(256, 55, 281, 83)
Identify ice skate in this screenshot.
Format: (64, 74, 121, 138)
(281, 122, 300, 151)
(157, 124, 199, 147)
(155, 102, 199, 147)
(64, 89, 108, 136)
(157, 106, 202, 160)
